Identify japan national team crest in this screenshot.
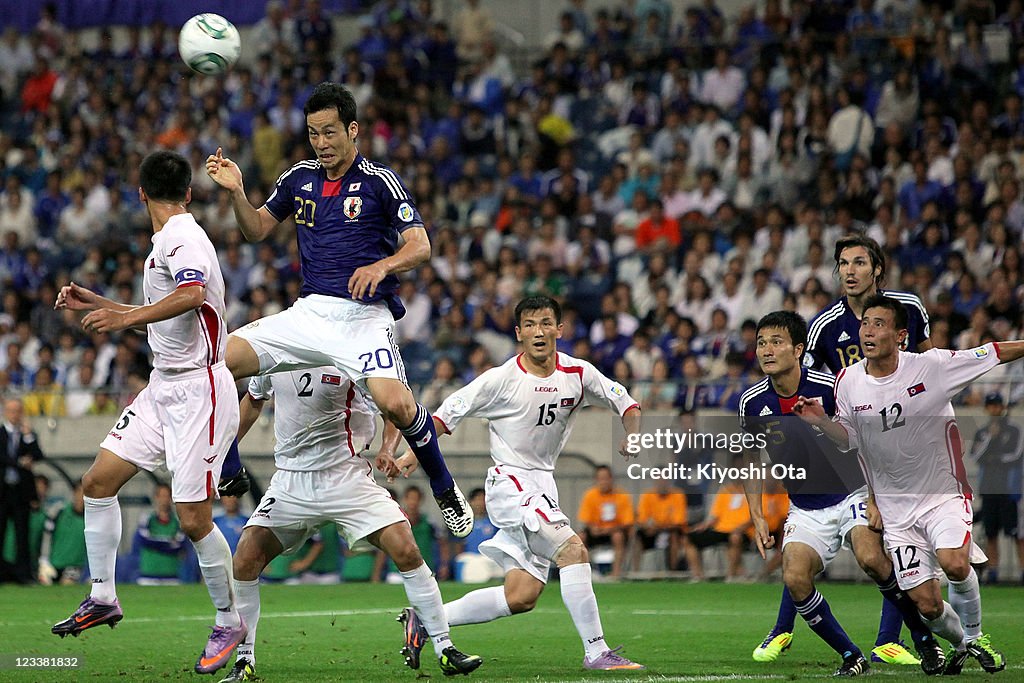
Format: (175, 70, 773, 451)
(344, 196, 362, 219)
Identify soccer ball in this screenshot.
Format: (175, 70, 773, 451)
(178, 13, 241, 75)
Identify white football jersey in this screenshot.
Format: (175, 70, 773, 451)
(435, 352, 639, 471)
(248, 367, 377, 471)
(143, 214, 228, 371)
(834, 344, 1001, 531)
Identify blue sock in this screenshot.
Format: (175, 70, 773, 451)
(874, 595, 903, 647)
(399, 404, 454, 496)
(775, 585, 797, 633)
(793, 589, 859, 658)
(222, 438, 241, 478)
(877, 569, 933, 647)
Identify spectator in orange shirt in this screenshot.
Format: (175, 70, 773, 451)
(634, 478, 687, 571)
(634, 198, 681, 256)
(683, 477, 753, 581)
(578, 465, 634, 578)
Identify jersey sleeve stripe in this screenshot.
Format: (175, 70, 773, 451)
(883, 290, 929, 317)
(806, 303, 845, 348)
(358, 159, 407, 200)
(273, 160, 320, 186)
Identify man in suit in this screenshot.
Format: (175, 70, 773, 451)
(1, 397, 43, 583)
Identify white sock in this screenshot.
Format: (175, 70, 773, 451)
(445, 586, 512, 626)
(922, 601, 965, 651)
(400, 563, 452, 657)
(234, 579, 260, 666)
(193, 527, 240, 628)
(559, 563, 607, 660)
(948, 568, 982, 643)
(84, 496, 120, 603)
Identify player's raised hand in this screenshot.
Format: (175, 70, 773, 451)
(375, 448, 400, 480)
(791, 395, 827, 425)
(348, 261, 389, 301)
(81, 308, 129, 334)
(751, 516, 775, 559)
(205, 147, 243, 192)
(388, 452, 419, 483)
(55, 282, 100, 311)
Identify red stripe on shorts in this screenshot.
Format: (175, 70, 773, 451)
(207, 365, 216, 446)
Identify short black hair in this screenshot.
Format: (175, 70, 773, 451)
(303, 82, 357, 126)
(756, 310, 808, 349)
(595, 465, 612, 476)
(139, 151, 190, 202)
(834, 234, 886, 286)
(469, 487, 484, 500)
(514, 296, 562, 325)
(863, 294, 907, 330)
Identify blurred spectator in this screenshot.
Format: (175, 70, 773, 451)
(633, 478, 686, 571)
(402, 485, 449, 580)
(0, 397, 42, 583)
(213, 496, 248, 554)
(969, 394, 1024, 585)
(38, 480, 86, 585)
(134, 483, 185, 585)
(452, 0, 495, 63)
(682, 475, 752, 582)
(578, 465, 634, 578)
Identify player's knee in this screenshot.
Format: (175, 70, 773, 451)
(728, 531, 745, 547)
(232, 550, 264, 582)
(506, 589, 540, 614)
(915, 596, 944, 621)
(782, 567, 814, 601)
(81, 469, 105, 498)
(554, 540, 588, 567)
(942, 557, 971, 582)
(389, 540, 424, 572)
(855, 548, 888, 582)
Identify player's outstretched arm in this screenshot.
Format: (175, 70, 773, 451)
(206, 147, 278, 242)
(81, 284, 205, 334)
(348, 227, 431, 301)
(996, 340, 1024, 364)
(375, 421, 402, 479)
(618, 406, 642, 458)
(741, 451, 773, 558)
(792, 396, 851, 451)
(237, 393, 266, 443)
(55, 281, 132, 313)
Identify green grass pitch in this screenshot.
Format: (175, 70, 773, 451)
(0, 581, 1020, 681)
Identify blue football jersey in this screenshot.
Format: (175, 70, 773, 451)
(263, 154, 423, 319)
(804, 289, 930, 373)
(739, 368, 866, 510)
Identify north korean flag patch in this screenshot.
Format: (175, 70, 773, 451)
(321, 374, 341, 385)
(907, 382, 926, 397)
(560, 397, 575, 408)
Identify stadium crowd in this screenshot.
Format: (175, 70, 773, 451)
(3, 0, 1024, 414)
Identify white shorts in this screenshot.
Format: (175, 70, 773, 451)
(233, 295, 407, 390)
(884, 496, 984, 590)
(480, 465, 576, 584)
(783, 488, 869, 569)
(100, 363, 239, 503)
(245, 458, 408, 554)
